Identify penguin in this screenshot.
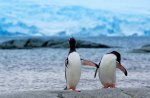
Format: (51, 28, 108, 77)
(64, 37, 98, 91)
(94, 51, 127, 88)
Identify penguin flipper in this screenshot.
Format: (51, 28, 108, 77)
(81, 59, 99, 68)
(65, 58, 68, 84)
(81, 59, 99, 78)
(94, 57, 102, 78)
(116, 61, 128, 76)
(94, 68, 98, 78)
(65, 58, 68, 68)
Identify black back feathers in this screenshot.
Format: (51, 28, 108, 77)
(110, 51, 121, 63)
(69, 37, 76, 53)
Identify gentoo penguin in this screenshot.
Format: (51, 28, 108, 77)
(94, 51, 127, 88)
(64, 37, 98, 91)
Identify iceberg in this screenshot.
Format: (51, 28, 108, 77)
(0, 0, 150, 36)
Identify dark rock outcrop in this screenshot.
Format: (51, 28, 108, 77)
(0, 38, 112, 49)
(131, 44, 150, 53)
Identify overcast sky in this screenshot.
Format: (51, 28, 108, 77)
(1, 0, 150, 14)
(45, 0, 150, 14)
(51, 0, 149, 9)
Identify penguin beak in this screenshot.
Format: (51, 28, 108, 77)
(116, 61, 128, 76)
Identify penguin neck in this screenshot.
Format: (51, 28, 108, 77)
(69, 47, 76, 54)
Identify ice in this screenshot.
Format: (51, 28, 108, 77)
(0, 0, 150, 36)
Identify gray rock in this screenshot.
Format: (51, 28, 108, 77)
(0, 90, 58, 98)
(0, 88, 150, 98)
(77, 40, 110, 48)
(0, 39, 27, 49)
(131, 44, 150, 53)
(120, 88, 150, 98)
(25, 38, 47, 48)
(0, 38, 111, 49)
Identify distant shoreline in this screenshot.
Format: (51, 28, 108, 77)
(0, 37, 112, 49)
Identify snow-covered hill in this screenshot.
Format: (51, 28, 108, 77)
(0, 0, 150, 36)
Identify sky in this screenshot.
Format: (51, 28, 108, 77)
(30, 0, 150, 14)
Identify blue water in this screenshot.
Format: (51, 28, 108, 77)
(0, 36, 150, 94)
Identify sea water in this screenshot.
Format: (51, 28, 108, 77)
(0, 36, 150, 94)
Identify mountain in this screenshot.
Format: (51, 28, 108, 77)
(0, 0, 150, 36)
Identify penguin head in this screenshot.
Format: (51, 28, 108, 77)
(69, 37, 76, 53)
(69, 37, 76, 51)
(110, 51, 121, 63)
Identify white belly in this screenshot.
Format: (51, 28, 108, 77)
(66, 52, 81, 88)
(98, 54, 116, 85)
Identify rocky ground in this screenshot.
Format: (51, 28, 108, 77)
(0, 88, 150, 98)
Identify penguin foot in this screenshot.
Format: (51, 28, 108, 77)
(102, 83, 116, 88)
(69, 89, 80, 92)
(102, 83, 109, 88)
(69, 87, 80, 92)
(111, 84, 116, 88)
